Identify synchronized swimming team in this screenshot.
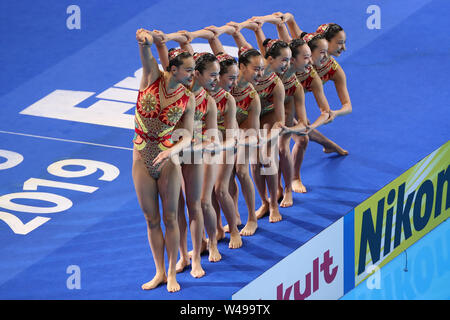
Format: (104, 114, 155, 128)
(132, 12, 351, 292)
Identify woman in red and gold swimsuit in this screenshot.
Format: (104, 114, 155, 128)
(285, 13, 352, 125)
(314, 22, 352, 116)
(246, 15, 332, 206)
(204, 24, 262, 236)
(165, 29, 243, 250)
(264, 13, 350, 193)
(154, 30, 225, 276)
(133, 29, 195, 293)
(228, 21, 287, 224)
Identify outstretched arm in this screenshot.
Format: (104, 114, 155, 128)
(204, 25, 235, 54)
(226, 21, 254, 50)
(242, 18, 266, 55)
(332, 67, 352, 117)
(172, 29, 215, 55)
(136, 28, 160, 91)
(309, 76, 333, 127)
(166, 31, 193, 56)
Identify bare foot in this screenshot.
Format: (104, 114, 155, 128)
(269, 204, 282, 223)
(323, 144, 348, 156)
(223, 221, 242, 233)
(166, 274, 180, 292)
(255, 201, 269, 219)
(280, 189, 293, 207)
(188, 239, 208, 259)
(240, 220, 258, 236)
(217, 228, 226, 241)
(190, 258, 205, 278)
(292, 179, 307, 193)
(141, 273, 167, 290)
(277, 186, 283, 203)
(176, 257, 190, 273)
(208, 241, 222, 262)
(229, 230, 243, 249)
(223, 214, 242, 233)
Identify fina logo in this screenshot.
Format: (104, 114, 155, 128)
(20, 44, 238, 129)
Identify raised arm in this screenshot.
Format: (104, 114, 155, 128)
(246, 14, 284, 56)
(284, 12, 303, 39)
(241, 18, 266, 55)
(175, 29, 215, 56)
(136, 28, 160, 91)
(190, 29, 216, 41)
(204, 25, 235, 55)
(226, 22, 254, 50)
(276, 22, 292, 42)
(151, 30, 169, 72)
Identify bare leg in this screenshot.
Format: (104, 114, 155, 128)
(211, 189, 225, 241)
(201, 163, 221, 262)
(214, 151, 242, 249)
(309, 129, 348, 156)
(278, 133, 293, 207)
(132, 150, 167, 291)
(176, 188, 190, 273)
(254, 116, 282, 223)
(158, 160, 183, 292)
(261, 140, 282, 223)
(292, 134, 309, 193)
(251, 163, 270, 219)
(180, 163, 205, 278)
(235, 160, 257, 235)
(224, 170, 241, 233)
(228, 170, 242, 227)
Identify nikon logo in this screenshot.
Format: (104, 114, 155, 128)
(357, 164, 449, 276)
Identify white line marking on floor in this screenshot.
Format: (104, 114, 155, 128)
(0, 130, 133, 151)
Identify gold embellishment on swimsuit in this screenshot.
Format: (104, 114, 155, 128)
(194, 109, 205, 121)
(166, 106, 183, 124)
(249, 90, 256, 99)
(331, 59, 339, 70)
(140, 92, 157, 113)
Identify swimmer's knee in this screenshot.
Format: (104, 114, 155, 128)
(162, 211, 178, 229)
(214, 186, 229, 201)
(235, 165, 248, 180)
(143, 211, 160, 229)
(200, 200, 213, 215)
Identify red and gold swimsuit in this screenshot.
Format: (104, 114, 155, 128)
(278, 71, 301, 98)
(133, 72, 191, 179)
(212, 87, 231, 134)
(193, 88, 209, 142)
(255, 72, 280, 116)
(315, 56, 340, 84)
(231, 83, 258, 125)
(296, 65, 318, 92)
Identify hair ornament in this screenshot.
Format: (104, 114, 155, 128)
(168, 48, 188, 61)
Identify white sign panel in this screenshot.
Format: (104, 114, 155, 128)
(233, 218, 344, 300)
